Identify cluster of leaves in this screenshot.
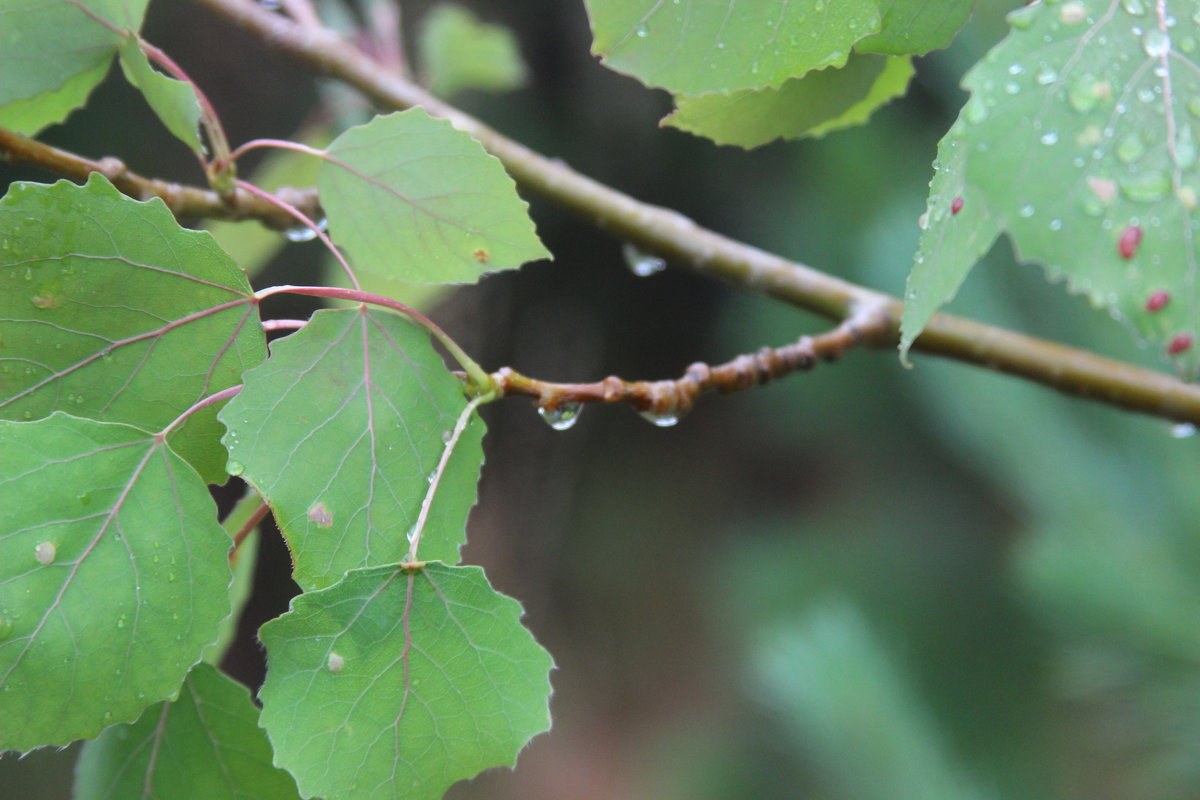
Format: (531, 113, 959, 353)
(2, 0, 1198, 798)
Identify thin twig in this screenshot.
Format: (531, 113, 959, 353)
(184, 0, 1200, 425)
(0, 127, 319, 228)
(494, 300, 891, 421)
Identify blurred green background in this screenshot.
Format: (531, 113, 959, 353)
(4, 1, 1200, 798)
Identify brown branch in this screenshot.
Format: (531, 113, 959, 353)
(229, 498, 271, 564)
(182, 0, 1200, 425)
(494, 301, 891, 423)
(0, 127, 319, 229)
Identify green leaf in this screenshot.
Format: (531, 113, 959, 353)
(74, 663, 301, 800)
(0, 175, 266, 484)
(665, 55, 914, 148)
(0, 0, 148, 135)
(319, 109, 550, 284)
(117, 38, 204, 153)
(903, 0, 1200, 374)
(419, 5, 528, 97)
(585, 0, 882, 94)
(0, 414, 233, 751)
(258, 563, 553, 800)
(856, 0, 974, 55)
(900, 127, 1002, 361)
(219, 307, 485, 591)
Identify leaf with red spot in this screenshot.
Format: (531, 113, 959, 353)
(258, 562, 553, 800)
(901, 0, 1200, 376)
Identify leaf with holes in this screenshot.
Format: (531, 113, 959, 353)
(665, 54, 914, 148)
(0, 414, 232, 752)
(0, 0, 148, 134)
(902, 0, 1200, 376)
(73, 663, 301, 800)
(219, 307, 485, 591)
(585, 0, 881, 95)
(0, 175, 265, 484)
(319, 109, 549, 284)
(419, 5, 528, 97)
(117, 38, 203, 153)
(258, 563, 553, 800)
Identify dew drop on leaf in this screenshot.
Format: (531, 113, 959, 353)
(1122, 0, 1147, 16)
(1121, 171, 1170, 202)
(283, 218, 328, 242)
(34, 541, 56, 566)
(0, 616, 13, 641)
(537, 401, 583, 430)
(225, 460, 245, 476)
(1116, 135, 1146, 163)
(1142, 29, 1171, 58)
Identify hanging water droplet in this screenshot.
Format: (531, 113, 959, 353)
(225, 460, 245, 476)
(1142, 28, 1170, 58)
(1060, 1, 1088, 24)
(283, 217, 327, 242)
(1170, 422, 1197, 438)
(537, 401, 583, 431)
(639, 409, 681, 427)
(621, 243, 666, 277)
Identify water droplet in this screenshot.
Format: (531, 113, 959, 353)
(116, 615, 127, 629)
(639, 409, 681, 427)
(34, 541, 55, 566)
(1121, 171, 1170, 202)
(1040, 130, 1060, 145)
(1004, 81, 1021, 95)
(1009, 6, 1037, 29)
(1060, 1, 1088, 24)
(225, 460, 244, 477)
(0, 616, 14, 641)
(963, 95, 989, 124)
(1049, 218, 1064, 231)
(1177, 185, 1198, 209)
(635, 24, 648, 38)
(1176, 126, 1197, 169)
(167, 572, 177, 583)
(1116, 135, 1145, 163)
(1170, 422, 1197, 438)
(327, 652, 346, 673)
(1122, 0, 1147, 16)
(1142, 28, 1170, 58)
(1019, 203, 1036, 218)
(283, 217, 327, 242)
(621, 243, 666, 277)
(1036, 65, 1058, 85)
(537, 401, 583, 431)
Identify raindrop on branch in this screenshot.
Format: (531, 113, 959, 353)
(622, 243, 667, 277)
(284, 217, 328, 242)
(538, 402, 583, 430)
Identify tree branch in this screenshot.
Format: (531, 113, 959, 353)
(182, 0, 1200, 425)
(0, 127, 318, 229)
(494, 300, 892, 423)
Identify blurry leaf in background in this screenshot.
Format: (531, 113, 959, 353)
(754, 600, 992, 800)
(74, 663, 301, 800)
(665, 55, 914, 148)
(418, 5, 529, 98)
(0, 0, 147, 135)
(117, 38, 203, 153)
